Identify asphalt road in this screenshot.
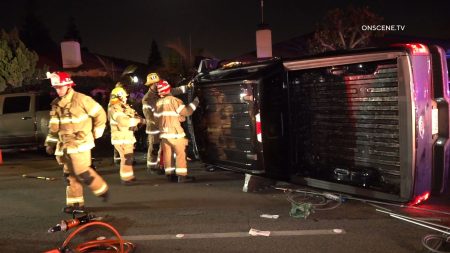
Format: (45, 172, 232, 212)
(0, 147, 449, 253)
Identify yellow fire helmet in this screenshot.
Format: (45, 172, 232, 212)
(110, 86, 128, 102)
(145, 73, 160, 86)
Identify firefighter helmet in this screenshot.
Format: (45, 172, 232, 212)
(156, 80, 171, 96)
(110, 86, 128, 102)
(46, 71, 75, 87)
(145, 73, 160, 86)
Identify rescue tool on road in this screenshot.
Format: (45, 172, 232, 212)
(22, 174, 56, 181)
(45, 211, 135, 253)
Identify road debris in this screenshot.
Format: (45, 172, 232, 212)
(290, 202, 314, 219)
(333, 229, 344, 234)
(377, 208, 450, 253)
(260, 214, 279, 219)
(249, 228, 271, 237)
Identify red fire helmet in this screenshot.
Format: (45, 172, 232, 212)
(46, 71, 75, 87)
(156, 80, 171, 95)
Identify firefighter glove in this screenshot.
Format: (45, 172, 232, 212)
(46, 146, 55, 155)
(193, 97, 200, 107)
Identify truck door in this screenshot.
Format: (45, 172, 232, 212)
(0, 94, 36, 148)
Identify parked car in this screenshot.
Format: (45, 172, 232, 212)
(0, 92, 53, 151)
(191, 43, 449, 203)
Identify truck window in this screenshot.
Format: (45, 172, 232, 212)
(36, 94, 54, 111)
(3, 96, 31, 114)
(200, 64, 269, 81)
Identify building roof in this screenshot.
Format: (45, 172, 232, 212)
(37, 45, 146, 78)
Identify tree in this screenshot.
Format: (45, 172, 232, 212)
(19, 0, 57, 53)
(0, 28, 42, 92)
(64, 16, 83, 44)
(147, 40, 164, 71)
(162, 37, 212, 83)
(166, 37, 190, 75)
(308, 6, 385, 54)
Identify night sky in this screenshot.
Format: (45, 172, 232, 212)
(1, 0, 450, 63)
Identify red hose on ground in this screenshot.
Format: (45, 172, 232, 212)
(59, 221, 135, 253)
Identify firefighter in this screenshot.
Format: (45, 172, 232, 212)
(154, 80, 199, 182)
(142, 73, 192, 174)
(44, 71, 109, 214)
(108, 85, 145, 185)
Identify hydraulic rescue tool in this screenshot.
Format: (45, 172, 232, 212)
(45, 211, 135, 253)
(48, 211, 97, 233)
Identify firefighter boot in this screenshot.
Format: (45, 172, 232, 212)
(62, 203, 84, 214)
(99, 191, 109, 202)
(147, 165, 164, 175)
(121, 177, 137, 186)
(177, 175, 196, 183)
(166, 174, 178, 182)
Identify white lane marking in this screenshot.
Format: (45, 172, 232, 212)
(122, 229, 346, 241)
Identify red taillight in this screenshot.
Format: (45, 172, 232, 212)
(410, 192, 430, 206)
(256, 113, 262, 142)
(404, 43, 429, 56)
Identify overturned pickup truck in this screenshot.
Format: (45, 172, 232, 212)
(191, 44, 449, 203)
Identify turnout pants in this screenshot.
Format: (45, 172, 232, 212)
(161, 138, 188, 176)
(147, 134, 161, 168)
(114, 144, 135, 182)
(58, 150, 109, 207)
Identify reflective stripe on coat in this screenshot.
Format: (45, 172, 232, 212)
(142, 84, 188, 134)
(44, 88, 107, 155)
(108, 102, 140, 145)
(154, 95, 196, 139)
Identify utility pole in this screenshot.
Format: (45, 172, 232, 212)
(189, 34, 192, 67)
(261, 0, 264, 24)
